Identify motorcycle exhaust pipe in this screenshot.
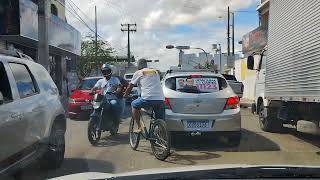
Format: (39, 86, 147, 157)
(191, 131, 202, 136)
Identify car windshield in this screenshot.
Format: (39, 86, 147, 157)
(2, 0, 320, 179)
(78, 78, 100, 90)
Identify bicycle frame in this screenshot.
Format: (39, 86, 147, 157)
(140, 109, 155, 140)
(140, 110, 168, 149)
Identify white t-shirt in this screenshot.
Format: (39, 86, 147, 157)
(131, 68, 164, 100)
(94, 76, 121, 95)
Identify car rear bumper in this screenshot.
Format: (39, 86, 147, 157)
(68, 103, 93, 120)
(68, 111, 92, 119)
(165, 108, 241, 132)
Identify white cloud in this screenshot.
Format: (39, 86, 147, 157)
(66, 0, 257, 71)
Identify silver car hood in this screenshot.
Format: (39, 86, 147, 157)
(49, 164, 320, 180)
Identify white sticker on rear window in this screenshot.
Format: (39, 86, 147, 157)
(176, 77, 219, 92)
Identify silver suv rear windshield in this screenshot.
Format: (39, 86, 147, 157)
(165, 75, 227, 93)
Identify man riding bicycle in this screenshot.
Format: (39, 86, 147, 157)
(124, 59, 165, 133)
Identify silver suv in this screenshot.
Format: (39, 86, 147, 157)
(0, 50, 66, 177)
(162, 69, 241, 145)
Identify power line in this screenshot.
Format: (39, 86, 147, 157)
(68, 0, 95, 25)
(55, 0, 126, 53)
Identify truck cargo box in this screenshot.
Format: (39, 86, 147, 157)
(266, 0, 320, 102)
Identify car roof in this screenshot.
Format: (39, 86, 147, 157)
(0, 54, 37, 67)
(124, 73, 134, 75)
(164, 71, 224, 79)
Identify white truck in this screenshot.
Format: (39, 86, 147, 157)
(248, 0, 320, 132)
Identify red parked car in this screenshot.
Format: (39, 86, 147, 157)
(68, 77, 102, 120)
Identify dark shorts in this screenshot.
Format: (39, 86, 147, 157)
(131, 98, 165, 119)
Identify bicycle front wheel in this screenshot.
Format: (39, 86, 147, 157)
(129, 117, 140, 150)
(150, 119, 171, 161)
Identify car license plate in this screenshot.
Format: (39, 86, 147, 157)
(186, 120, 209, 129)
(81, 105, 92, 110)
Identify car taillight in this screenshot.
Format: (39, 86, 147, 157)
(224, 96, 240, 110)
(164, 97, 171, 109)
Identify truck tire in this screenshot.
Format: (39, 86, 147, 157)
(258, 103, 283, 132)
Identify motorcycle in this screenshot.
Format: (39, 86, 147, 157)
(87, 91, 121, 145)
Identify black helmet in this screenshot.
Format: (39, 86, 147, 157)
(101, 64, 112, 76)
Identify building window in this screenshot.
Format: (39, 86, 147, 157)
(51, 4, 58, 16)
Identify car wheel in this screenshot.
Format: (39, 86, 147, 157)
(40, 122, 65, 169)
(258, 103, 283, 132)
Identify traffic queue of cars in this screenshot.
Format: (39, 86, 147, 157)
(0, 49, 242, 177)
(68, 68, 242, 145)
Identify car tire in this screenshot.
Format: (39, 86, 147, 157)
(40, 122, 65, 169)
(258, 103, 283, 132)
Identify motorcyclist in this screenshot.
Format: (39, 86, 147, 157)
(90, 64, 123, 132)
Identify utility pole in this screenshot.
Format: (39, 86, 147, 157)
(121, 23, 137, 65)
(95, 6, 98, 62)
(219, 44, 222, 73)
(38, 0, 49, 70)
(232, 12, 235, 56)
(227, 6, 230, 56)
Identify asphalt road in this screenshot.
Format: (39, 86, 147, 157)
(11, 107, 320, 180)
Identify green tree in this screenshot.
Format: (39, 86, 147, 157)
(77, 35, 116, 79)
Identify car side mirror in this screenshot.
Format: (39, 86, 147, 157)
(247, 56, 255, 70)
(71, 88, 76, 93)
(0, 92, 4, 105)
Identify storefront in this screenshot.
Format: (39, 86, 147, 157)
(0, 0, 80, 102)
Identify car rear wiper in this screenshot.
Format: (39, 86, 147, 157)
(177, 88, 202, 94)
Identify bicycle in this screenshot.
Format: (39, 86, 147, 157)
(129, 108, 171, 161)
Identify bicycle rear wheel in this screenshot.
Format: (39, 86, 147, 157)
(129, 117, 140, 150)
(150, 119, 171, 161)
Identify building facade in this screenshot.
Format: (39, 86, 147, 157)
(0, 0, 81, 104)
(239, 0, 269, 100)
